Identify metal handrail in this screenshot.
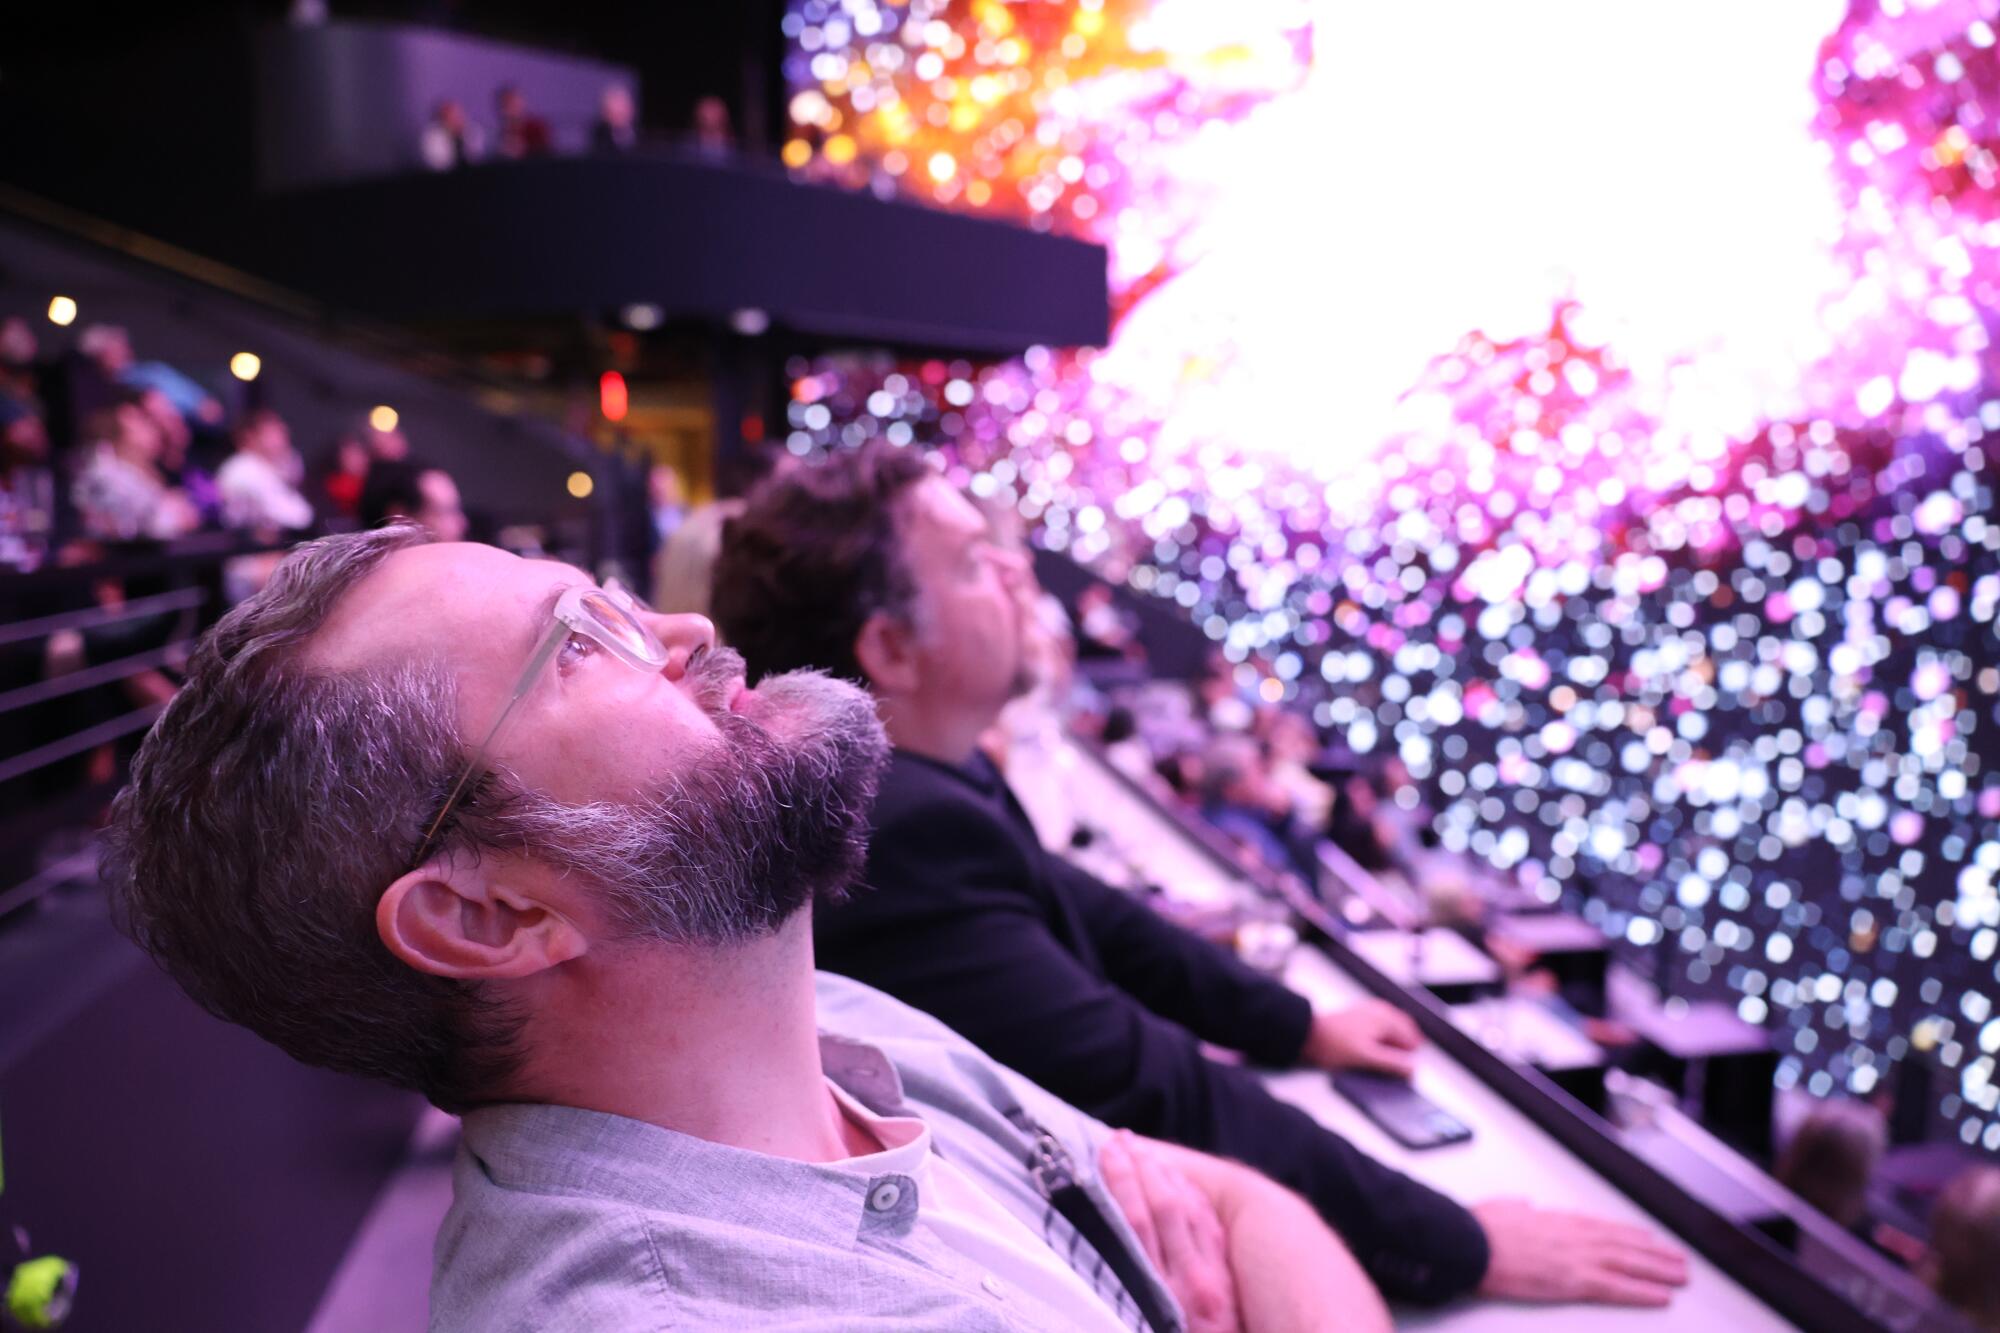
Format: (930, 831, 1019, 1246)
(1066, 735, 1916, 1333)
(0, 589, 205, 648)
(0, 707, 159, 787)
(0, 642, 189, 715)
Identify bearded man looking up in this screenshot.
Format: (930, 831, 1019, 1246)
(103, 523, 1391, 1332)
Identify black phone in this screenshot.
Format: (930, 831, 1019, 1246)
(1331, 1072, 1474, 1150)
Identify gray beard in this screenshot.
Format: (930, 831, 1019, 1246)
(476, 647, 888, 945)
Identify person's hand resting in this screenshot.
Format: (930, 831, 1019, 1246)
(1099, 1131, 1242, 1333)
(1301, 999, 1422, 1078)
(1473, 1198, 1689, 1306)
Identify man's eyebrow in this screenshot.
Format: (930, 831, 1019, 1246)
(525, 579, 585, 654)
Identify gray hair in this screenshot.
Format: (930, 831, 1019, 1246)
(102, 524, 526, 1112)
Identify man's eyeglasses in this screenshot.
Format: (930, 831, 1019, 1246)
(411, 581, 669, 865)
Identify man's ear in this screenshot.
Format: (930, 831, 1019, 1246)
(853, 607, 921, 697)
(376, 859, 587, 981)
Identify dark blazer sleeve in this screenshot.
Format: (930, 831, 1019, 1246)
(821, 785, 1490, 1304)
(1050, 856, 1313, 1068)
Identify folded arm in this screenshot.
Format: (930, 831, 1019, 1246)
(1102, 1131, 1392, 1333)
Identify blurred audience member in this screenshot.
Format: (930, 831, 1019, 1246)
(421, 99, 486, 171)
(1199, 732, 1318, 883)
(123, 355, 222, 428)
(592, 85, 638, 153)
(649, 462, 686, 545)
(0, 315, 39, 401)
(217, 409, 313, 533)
(360, 460, 467, 541)
(139, 388, 220, 525)
(652, 497, 742, 616)
(1925, 1165, 2000, 1330)
(1075, 582, 1145, 665)
(1775, 1097, 1886, 1235)
(495, 85, 552, 159)
(72, 394, 199, 542)
(360, 413, 410, 463)
(79, 324, 134, 380)
(313, 434, 372, 527)
(0, 397, 53, 570)
(692, 96, 735, 157)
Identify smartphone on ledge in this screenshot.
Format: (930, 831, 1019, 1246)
(1331, 1071, 1474, 1150)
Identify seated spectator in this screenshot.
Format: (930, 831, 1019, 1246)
(651, 496, 742, 616)
(312, 434, 372, 528)
(592, 84, 638, 153)
(0, 315, 39, 402)
(140, 387, 221, 525)
(693, 94, 736, 157)
(359, 460, 466, 541)
(1775, 1097, 1885, 1235)
(359, 413, 410, 463)
(494, 85, 552, 159)
(72, 394, 199, 542)
(103, 524, 1392, 1332)
(216, 409, 313, 533)
(713, 444, 1688, 1310)
(0, 396, 53, 570)
(1198, 732, 1319, 884)
(1924, 1165, 2000, 1330)
(420, 99, 486, 171)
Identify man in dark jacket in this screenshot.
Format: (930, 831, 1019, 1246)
(712, 445, 1687, 1311)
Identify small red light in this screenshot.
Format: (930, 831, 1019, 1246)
(599, 370, 628, 422)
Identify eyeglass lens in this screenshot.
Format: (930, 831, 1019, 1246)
(574, 588, 661, 659)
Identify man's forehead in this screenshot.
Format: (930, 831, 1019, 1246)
(309, 542, 577, 670)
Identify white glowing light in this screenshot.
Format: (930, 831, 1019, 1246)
(1087, 0, 1850, 480)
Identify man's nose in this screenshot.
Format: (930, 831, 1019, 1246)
(992, 546, 1032, 587)
(648, 611, 717, 680)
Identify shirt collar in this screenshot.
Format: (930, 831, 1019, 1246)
(456, 1028, 923, 1248)
(893, 745, 1006, 797)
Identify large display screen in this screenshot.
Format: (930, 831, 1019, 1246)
(784, 0, 2000, 1150)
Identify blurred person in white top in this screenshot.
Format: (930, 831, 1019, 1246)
(217, 409, 314, 533)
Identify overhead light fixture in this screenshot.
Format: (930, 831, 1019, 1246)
(620, 304, 664, 331)
(369, 405, 399, 433)
(47, 296, 76, 326)
(566, 471, 595, 499)
(230, 352, 262, 382)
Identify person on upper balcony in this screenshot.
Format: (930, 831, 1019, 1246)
(592, 84, 638, 154)
(711, 443, 1690, 1312)
(495, 85, 552, 160)
(420, 100, 486, 171)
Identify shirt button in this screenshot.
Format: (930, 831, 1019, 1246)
(981, 1275, 1006, 1298)
(868, 1181, 902, 1212)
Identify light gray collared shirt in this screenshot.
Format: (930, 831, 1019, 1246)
(429, 972, 1184, 1332)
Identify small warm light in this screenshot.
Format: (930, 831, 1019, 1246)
(566, 471, 595, 499)
(369, 405, 399, 433)
(928, 151, 957, 182)
(781, 138, 813, 169)
(620, 304, 664, 332)
(599, 370, 628, 423)
(47, 296, 76, 326)
(229, 352, 262, 382)
(823, 133, 858, 166)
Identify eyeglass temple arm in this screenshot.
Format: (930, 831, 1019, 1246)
(415, 623, 570, 857)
